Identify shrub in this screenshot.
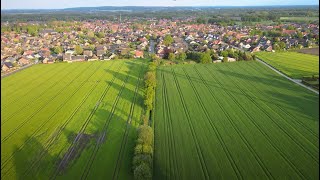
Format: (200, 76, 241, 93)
(134, 163, 152, 180)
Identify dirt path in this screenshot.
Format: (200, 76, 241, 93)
(256, 58, 319, 95)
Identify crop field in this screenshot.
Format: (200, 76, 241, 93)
(1, 59, 147, 179)
(280, 16, 319, 22)
(256, 51, 319, 79)
(154, 61, 319, 179)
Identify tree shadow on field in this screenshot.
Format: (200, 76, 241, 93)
(10, 136, 53, 180)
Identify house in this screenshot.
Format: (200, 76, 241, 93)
(97, 50, 105, 60)
(63, 53, 72, 61)
(18, 58, 30, 66)
(1, 62, 13, 71)
(43, 58, 54, 64)
(265, 45, 273, 52)
(134, 50, 144, 58)
(227, 57, 236, 62)
(213, 60, 222, 63)
(69, 55, 86, 63)
(83, 50, 93, 57)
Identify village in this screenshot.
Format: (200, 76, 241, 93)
(1, 18, 319, 73)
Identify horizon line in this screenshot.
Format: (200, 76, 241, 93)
(1, 4, 319, 10)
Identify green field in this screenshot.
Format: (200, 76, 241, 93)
(280, 16, 319, 22)
(154, 61, 319, 179)
(1, 59, 147, 179)
(256, 51, 319, 79)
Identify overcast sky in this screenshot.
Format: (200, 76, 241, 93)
(1, 0, 319, 9)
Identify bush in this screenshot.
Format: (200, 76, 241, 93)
(134, 163, 152, 180)
(133, 154, 152, 169)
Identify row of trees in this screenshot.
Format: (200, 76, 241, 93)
(144, 62, 157, 117)
(132, 61, 157, 180)
(133, 125, 154, 180)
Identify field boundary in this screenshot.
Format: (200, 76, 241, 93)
(256, 58, 319, 95)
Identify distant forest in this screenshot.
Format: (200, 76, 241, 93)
(1, 6, 319, 24)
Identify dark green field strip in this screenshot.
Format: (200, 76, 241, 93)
(1, 61, 108, 179)
(1, 62, 95, 142)
(1, 63, 70, 107)
(236, 62, 319, 144)
(1, 64, 80, 122)
(208, 63, 318, 179)
(155, 69, 209, 180)
(1, 61, 116, 171)
(222, 62, 319, 159)
(174, 66, 271, 179)
(23, 61, 127, 179)
(155, 62, 319, 179)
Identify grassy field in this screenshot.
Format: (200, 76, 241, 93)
(1, 59, 147, 179)
(256, 51, 319, 79)
(154, 61, 319, 179)
(280, 16, 319, 22)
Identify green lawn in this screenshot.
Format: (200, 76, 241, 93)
(1, 59, 147, 179)
(154, 61, 319, 179)
(256, 51, 319, 79)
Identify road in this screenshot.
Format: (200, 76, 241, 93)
(225, 43, 319, 95)
(149, 39, 155, 54)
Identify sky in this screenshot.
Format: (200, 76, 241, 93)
(1, 0, 319, 9)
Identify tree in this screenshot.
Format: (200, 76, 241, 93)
(168, 53, 175, 61)
(74, 45, 83, 55)
(163, 34, 173, 46)
(53, 46, 63, 54)
(144, 72, 156, 89)
(222, 57, 228, 63)
(279, 42, 286, 50)
(134, 163, 152, 180)
(273, 43, 280, 51)
(200, 52, 212, 64)
(176, 52, 187, 61)
(137, 125, 153, 146)
(220, 51, 228, 57)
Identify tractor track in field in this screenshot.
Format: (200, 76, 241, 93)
(1, 63, 97, 144)
(1, 62, 116, 171)
(112, 64, 144, 180)
(19, 62, 108, 177)
(163, 69, 179, 179)
(1, 62, 103, 179)
(1, 63, 59, 97)
(170, 68, 210, 180)
(1, 64, 67, 111)
(245, 62, 319, 138)
(50, 62, 125, 179)
(222, 63, 319, 164)
(1, 64, 78, 124)
(160, 70, 171, 179)
(238, 63, 319, 144)
(78, 72, 130, 180)
(191, 66, 273, 179)
(205, 65, 306, 179)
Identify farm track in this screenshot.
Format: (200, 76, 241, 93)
(79, 71, 130, 180)
(205, 65, 306, 179)
(240, 62, 319, 142)
(245, 62, 319, 137)
(0, 62, 116, 171)
(1, 64, 78, 124)
(160, 70, 171, 179)
(1, 63, 96, 144)
(17, 62, 108, 178)
(111, 64, 144, 180)
(46, 62, 123, 179)
(164, 70, 179, 179)
(190, 66, 273, 179)
(221, 63, 319, 163)
(170, 69, 210, 180)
